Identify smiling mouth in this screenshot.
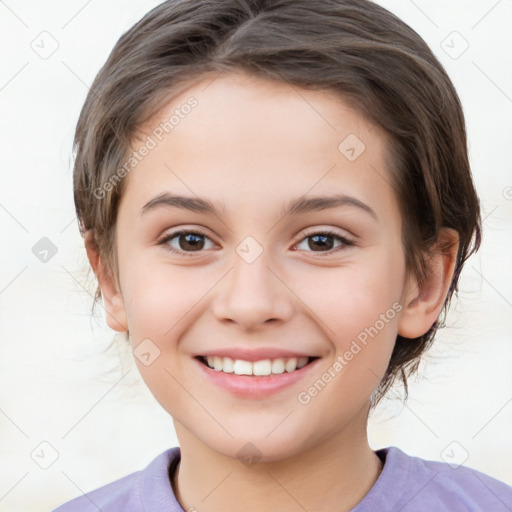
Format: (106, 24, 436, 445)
(196, 355, 319, 376)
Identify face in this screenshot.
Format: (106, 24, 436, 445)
(108, 72, 415, 461)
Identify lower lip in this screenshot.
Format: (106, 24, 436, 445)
(194, 357, 321, 399)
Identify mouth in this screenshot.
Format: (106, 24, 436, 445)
(195, 355, 320, 376)
(193, 352, 323, 398)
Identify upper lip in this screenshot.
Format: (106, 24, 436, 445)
(197, 347, 319, 362)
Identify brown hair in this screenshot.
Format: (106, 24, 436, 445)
(73, 0, 481, 406)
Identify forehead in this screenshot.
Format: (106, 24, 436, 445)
(122, 71, 398, 224)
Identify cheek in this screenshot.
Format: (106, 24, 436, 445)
(123, 265, 196, 412)
(296, 253, 404, 336)
(122, 261, 203, 340)
(296, 252, 405, 383)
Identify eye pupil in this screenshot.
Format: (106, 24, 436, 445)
(309, 234, 334, 251)
(179, 233, 204, 251)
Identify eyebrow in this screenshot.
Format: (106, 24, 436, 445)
(141, 192, 378, 221)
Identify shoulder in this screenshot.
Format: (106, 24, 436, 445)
(362, 446, 512, 512)
(52, 471, 143, 512)
(52, 447, 181, 512)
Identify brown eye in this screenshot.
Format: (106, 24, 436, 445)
(294, 230, 354, 254)
(160, 230, 215, 255)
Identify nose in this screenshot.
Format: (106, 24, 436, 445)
(211, 248, 294, 331)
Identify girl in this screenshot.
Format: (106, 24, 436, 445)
(54, 0, 512, 510)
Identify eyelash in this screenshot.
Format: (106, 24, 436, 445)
(158, 228, 355, 257)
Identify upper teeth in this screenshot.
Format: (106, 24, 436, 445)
(205, 356, 310, 375)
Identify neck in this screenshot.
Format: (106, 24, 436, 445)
(171, 404, 383, 512)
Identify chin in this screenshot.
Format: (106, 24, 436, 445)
(200, 429, 312, 464)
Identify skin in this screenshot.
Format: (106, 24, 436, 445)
(87, 71, 459, 512)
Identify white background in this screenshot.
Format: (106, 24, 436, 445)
(0, 0, 511, 510)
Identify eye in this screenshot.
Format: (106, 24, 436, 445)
(159, 229, 216, 256)
(159, 228, 354, 257)
(294, 229, 354, 254)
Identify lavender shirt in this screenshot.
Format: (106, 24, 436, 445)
(53, 446, 512, 511)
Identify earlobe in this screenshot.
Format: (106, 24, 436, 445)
(84, 231, 129, 333)
(398, 228, 460, 339)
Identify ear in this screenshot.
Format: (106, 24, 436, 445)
(84, 230, 128, 333)
(398, 228, 459, 339)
